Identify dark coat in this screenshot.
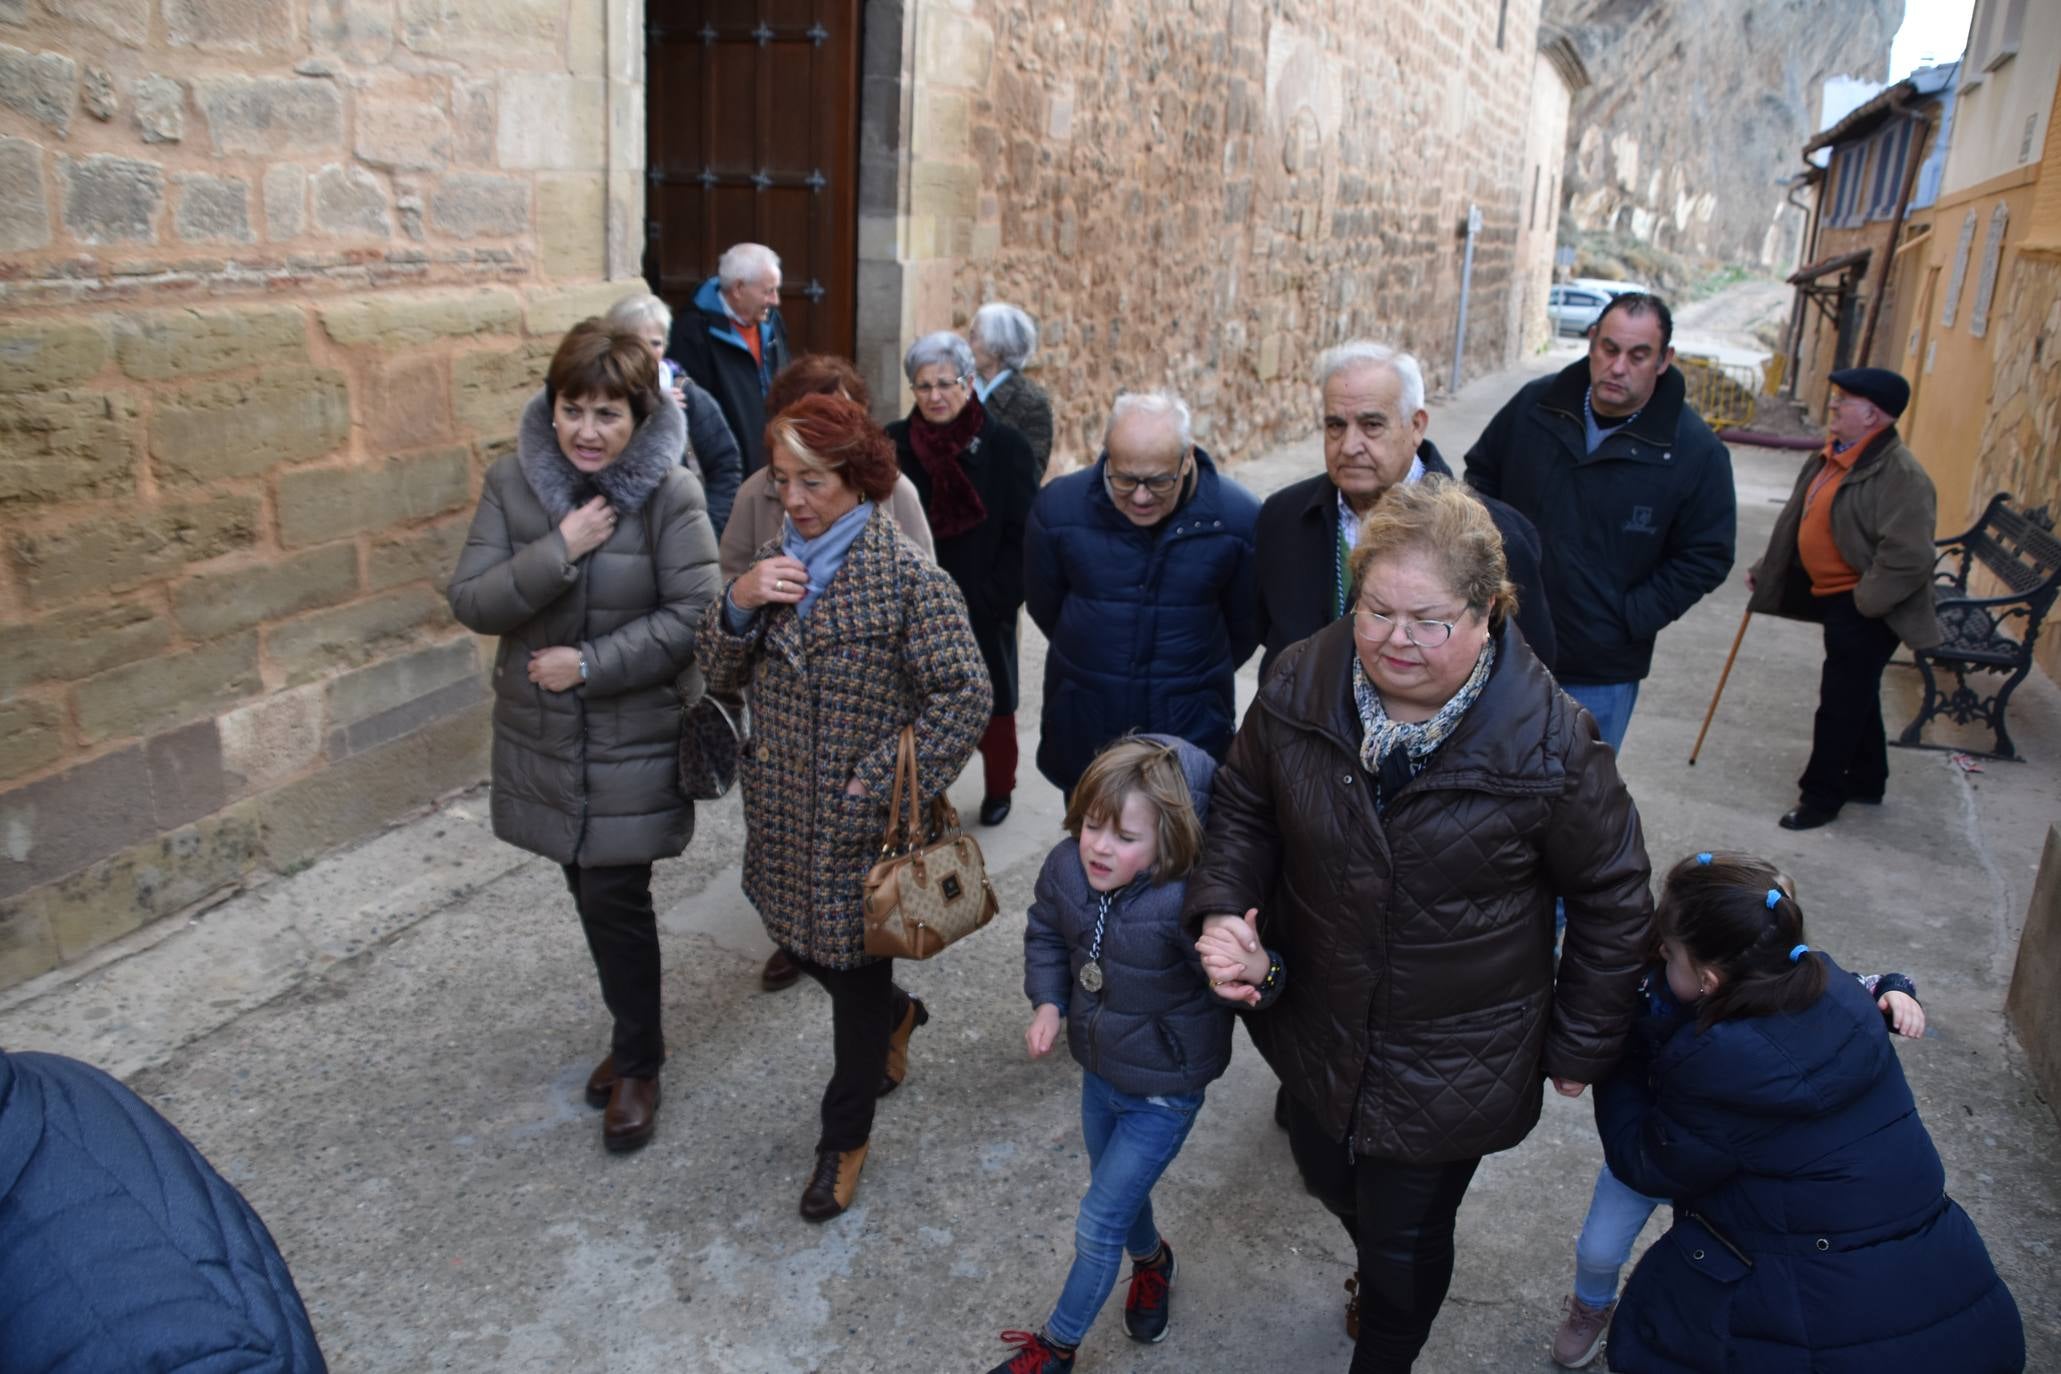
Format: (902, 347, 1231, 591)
(1023, 736, 1233, 1098)
(1464, 359, 1736, 685)
(0, 1049, 327, 1373)
(1253, 440, 1558, 682)
(450, 391, 721, 868)
(983, 370, 1055, 474)
(1025, 449, 1262, 794)
(1181, 617, 1653, 1163)
(1747, 428, 1943, 650)
(668, 275, 791, 477)
(679, 377, 743, 537)
(889, 410, 1042, 717)
(1597, 959, 2023, 1373)
(697, 506, 991, 970)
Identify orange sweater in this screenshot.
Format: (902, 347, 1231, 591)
(1797, 427, 1884, 596)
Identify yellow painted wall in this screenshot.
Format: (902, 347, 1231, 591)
(1899, 168, 2041, 533)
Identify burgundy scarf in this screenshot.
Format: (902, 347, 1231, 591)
(907, 395, 989, 541)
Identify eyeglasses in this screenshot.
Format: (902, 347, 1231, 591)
(912, 377, 968, 397)
(1352, 610, 1467, 648)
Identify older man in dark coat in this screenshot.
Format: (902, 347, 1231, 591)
(1748, 366, 1943, 830)
(1255, 341, 1556, 683)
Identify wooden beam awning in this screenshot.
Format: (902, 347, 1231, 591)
(1788, 249, 1873, 285)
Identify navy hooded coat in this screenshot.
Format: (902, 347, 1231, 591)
(1022, 736, 1233, 1098)
(1595, 958, 2022, 1373)
(1024, 449, 1260, 794)
(0, 1048, 326, 1372)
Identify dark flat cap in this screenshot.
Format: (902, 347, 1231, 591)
(1828, 366, 1910, 419)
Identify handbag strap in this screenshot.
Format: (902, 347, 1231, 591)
(883, 725, 921, 853)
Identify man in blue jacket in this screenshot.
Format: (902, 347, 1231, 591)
(1464, 294, 1735, 751)
(667, 242, 791, 476)
(1025, 391, 1261, 795)
(0, 1047, 326, 1371)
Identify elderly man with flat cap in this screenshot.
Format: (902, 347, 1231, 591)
(1747, 366, 1942, 830)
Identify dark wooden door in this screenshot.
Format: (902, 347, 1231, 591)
(645, 0, 860, 358)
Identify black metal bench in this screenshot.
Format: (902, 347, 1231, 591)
(1897, 494, 2060, 760)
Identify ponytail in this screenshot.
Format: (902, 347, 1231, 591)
(1657, 851, 1827, 1029)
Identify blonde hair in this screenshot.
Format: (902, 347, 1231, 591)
(1347, 476, 1517, 633)
(1062, 736, 1202, 883)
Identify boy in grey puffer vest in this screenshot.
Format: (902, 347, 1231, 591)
(982, 735, 1283, 1374)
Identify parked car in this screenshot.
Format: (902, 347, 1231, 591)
(1548, 279, 1650, 336)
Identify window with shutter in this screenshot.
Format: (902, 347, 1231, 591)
(1941, 209, 1979, 327)
(1969, 202, 2010, 339)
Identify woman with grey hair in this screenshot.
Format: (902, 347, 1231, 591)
(970, 302, 1054, 474)
(887, 330, 1042, 826)
(604, 292, 744, 534)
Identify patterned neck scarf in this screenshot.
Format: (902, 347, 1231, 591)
(1352, 637, 1497, 776)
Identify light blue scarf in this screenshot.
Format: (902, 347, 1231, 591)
(780, 501, 873, 616)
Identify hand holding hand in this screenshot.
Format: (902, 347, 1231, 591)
(1026, 1004, 1062, 1058)
(559, 495, 616, 561)
(732, 554, 812, 611)
(528, 646, 583, 692)
(1879, 990, 1926, 1038)
(1551, 1077, 1588, 1099)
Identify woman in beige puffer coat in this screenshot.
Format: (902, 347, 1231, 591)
(449, 320, 720, 1155)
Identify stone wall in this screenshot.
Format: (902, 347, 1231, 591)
(1968, 248, 2061, 685)
(875, 0, 1547, 469)
(0, 0, 643, 990)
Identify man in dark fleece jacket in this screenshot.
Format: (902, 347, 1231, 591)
(1464, 294, 1734, 751)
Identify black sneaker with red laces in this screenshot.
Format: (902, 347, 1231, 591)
(1122, 1241, 1176, 1343)
(984, 1330, 1074, 1373)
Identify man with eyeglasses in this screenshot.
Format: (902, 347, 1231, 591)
(1254, 340, 1557, 684)
(1464, 293, 1736, 753)
(1025, 390, 1261, 795)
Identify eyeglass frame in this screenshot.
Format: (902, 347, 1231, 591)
(911, 373, 972, 398)
(1351, 606, 1481, 649)
(1103, 447, 1193, 499)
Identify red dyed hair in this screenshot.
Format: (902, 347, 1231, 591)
(765, 393, 899, 501)
(766, 353, 873, 419)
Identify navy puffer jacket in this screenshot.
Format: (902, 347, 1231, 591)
(1596, 958, 2023, 1373)
(0, 1049, 326, 1372)
(1025, 449, 1260, 794)
(1023, 736, 1232, 1098)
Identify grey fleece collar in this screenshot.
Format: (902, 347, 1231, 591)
(517, 389, 685, 520)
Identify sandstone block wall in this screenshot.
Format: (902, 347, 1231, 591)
(874, 0, 1546, 469)
(0, 0, 644, 990)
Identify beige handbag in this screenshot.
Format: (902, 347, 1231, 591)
(861, 726, 999, 960)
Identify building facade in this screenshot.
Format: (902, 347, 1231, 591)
(1, 0, 1566, 991)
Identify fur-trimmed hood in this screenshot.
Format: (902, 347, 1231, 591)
(517, 388, 685, 520)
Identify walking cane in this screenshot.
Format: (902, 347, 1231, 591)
(1688, 609, 1753, 766)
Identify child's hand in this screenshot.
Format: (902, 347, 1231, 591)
(1026, 1004, 1062, 1058)
(1197, 926, 1268, 986)
(1879, 990, 1925, 1038)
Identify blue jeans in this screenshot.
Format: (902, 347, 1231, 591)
(1044, 1071, 1204, 1348)
(1556, 681, 1639, 935)
(1562, 680, 1640, 754)
(1572, 1162, 1665, 1306)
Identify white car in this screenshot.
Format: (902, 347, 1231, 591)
(1548, 280, 1649, 336)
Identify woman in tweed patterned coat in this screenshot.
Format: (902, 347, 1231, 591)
(697, 393, 990, 1222)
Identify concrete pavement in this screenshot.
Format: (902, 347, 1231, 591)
(5, 342, 2058, 1373)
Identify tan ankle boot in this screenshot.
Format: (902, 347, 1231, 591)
(880, 997, 929, 1094)
(799, 1142, 868, 1222)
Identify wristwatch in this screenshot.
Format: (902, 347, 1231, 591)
(577, 654, 589, 683)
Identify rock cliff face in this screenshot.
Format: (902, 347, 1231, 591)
(1548, 0, 1903, 270)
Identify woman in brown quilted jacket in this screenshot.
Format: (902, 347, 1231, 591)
(1185, 477, 1652, 1373)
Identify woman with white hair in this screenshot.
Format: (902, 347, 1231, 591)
(887, 330, 1042, 826)
(605, 292, 744, 534)
(970, 302, 1054, 474)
